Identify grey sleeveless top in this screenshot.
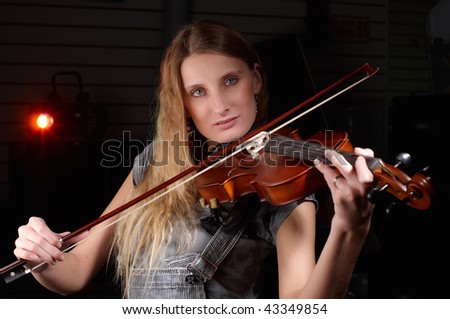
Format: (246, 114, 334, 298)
(129, 143, 317, 298)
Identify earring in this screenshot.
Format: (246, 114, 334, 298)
(254, 95, 259, 114)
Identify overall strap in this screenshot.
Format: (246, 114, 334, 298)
(187, 223, 246, 281)
(187, 194, 260, 282)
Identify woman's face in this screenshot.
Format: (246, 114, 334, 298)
(181, 52, 262, 143)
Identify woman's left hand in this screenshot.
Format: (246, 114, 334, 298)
(314, 147, 375, 232)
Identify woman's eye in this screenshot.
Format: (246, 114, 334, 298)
(191, 88, 205, 97)
(225, 77, 238, 86)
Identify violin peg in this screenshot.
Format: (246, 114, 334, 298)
(386, 201, 402, 218)
(367, 188, 380, 204)
(367, 184, 389, 204)
(419, 165, 431, 176)
(395, 152, 412, 168)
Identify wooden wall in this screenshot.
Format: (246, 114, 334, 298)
(0, 0, 389, 211)
(388, 0, 437, 99)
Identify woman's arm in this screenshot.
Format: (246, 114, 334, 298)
(14, 171, 135, 295)
(276, 147, 374, 298)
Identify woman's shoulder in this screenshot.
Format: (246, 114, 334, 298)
(266, 194, 318, 243)
(132, 142, 154, 186)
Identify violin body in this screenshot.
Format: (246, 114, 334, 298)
(195, 129, 353, 206)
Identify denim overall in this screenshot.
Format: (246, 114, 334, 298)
(129, 143, 316, 299)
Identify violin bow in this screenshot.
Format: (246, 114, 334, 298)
(0, 63, 378, 283)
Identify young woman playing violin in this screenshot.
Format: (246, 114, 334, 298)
(13, 20, 375, 298)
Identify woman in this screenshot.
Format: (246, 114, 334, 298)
(14, 20, 375, 298)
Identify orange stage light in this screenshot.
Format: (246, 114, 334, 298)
(35, 113, 54, 130)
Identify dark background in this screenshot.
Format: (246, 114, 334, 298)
(0, 0, 448, 299)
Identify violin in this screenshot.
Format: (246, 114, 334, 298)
(195, 127, 432, 211)
(0, 63, 433, 284)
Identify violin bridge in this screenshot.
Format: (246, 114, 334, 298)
(240, 131, 270, 159)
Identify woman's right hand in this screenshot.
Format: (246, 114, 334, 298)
(14, 217, 87, 268)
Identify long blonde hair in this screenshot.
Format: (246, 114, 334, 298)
(112, 19, 268, 297)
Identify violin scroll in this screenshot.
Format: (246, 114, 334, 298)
(368, 155, 433, 212)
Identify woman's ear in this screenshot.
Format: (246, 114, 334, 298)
(252, 63, 263, 94)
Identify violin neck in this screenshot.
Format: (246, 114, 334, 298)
(265, 136, 383, 172)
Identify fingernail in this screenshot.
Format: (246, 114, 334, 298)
(59, 254, 65, 262)
(313, 158, 321, 166)
(332, 151, 347, 165)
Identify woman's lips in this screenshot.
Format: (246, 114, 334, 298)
(214, 116, 238, 129)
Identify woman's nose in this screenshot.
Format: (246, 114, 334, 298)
(212, 94, 230, 115)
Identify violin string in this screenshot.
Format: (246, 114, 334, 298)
(267, 137, 357, 162)
(267, 136, 381, 171)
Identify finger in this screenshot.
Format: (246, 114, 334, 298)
(353, 148, 375, 184)
(326, 150, 353, 179)
(314, 156, 344, 190)
(325, 150, 373, 191)
(27, 217, 64, 249)
(59, 230, 90, 248)
(354, 147, 374, 158)
(13, 243, 40, 262)
(17, 219, 65, 263)
(314, 156, 337, 180)
(14, 233, 63, 265)
(354, 156, 374, 184)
